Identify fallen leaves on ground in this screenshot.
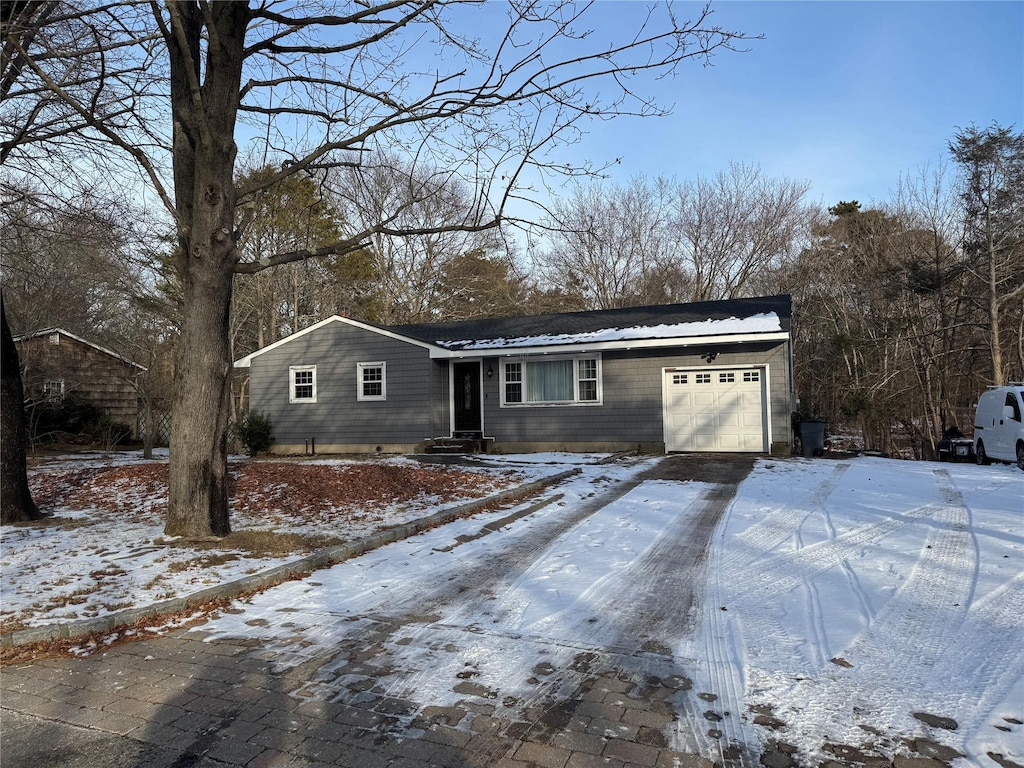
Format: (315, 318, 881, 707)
(32, 460, 523, 524)
(2, 457, 528, 647)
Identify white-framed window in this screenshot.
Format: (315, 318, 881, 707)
(695, 373, 711, 384)
(43, 379, 65, 401)
(743, 370, 760, 382)
(719, 372, 736, 383)
(357, 361, 386, 401)
(289, 365, 317, 403)
(672, 373, 688, 385)
(501, 354, 602, 406)
(505, 362, 523, 403)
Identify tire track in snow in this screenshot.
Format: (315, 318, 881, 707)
(938, 572, 1024, 734)
(727, 495, 947, 603)
(769, 468, 981, 757)
(719, 462, 850, 576)
(841, 469, 976, 674)
(680, 487, 762, 767)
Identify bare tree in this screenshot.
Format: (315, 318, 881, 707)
(538, 176, 677, 309)
(330, 154, 505, 323)
(671, 162, 813, 301)
(2, 1, 753, 538)
(537, 166, 811, 309)
(0, 184, 135, 337)
(889, 162, 981, 451)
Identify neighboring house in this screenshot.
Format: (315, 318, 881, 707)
(235, 295, 795, 455)
(14, 328, 145, 434)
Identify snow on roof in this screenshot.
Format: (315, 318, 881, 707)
(435, 312, 783, 351)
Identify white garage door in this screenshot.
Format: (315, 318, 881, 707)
(664, 368, 767, 452)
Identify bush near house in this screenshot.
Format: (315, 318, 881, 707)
(238, 411, 275, 457)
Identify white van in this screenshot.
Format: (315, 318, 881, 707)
(973, 384, 1024, 470)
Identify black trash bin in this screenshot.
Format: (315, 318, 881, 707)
(799, 419, 827, 457)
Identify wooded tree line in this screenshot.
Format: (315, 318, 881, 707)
(6, 124, 1021, 464)
(0, 1, 1019, 532)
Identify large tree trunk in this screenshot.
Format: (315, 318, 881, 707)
(162, 1, 248, 539)
(1, 294, 42, 524)
(165, 258, 235, 538)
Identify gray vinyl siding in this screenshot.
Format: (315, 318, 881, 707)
(431, 360, 450, 437)
(248, 322, 435, 446)
(481, 342, 792, 447)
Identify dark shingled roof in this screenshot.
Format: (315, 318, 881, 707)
(385, 295, 791, 350)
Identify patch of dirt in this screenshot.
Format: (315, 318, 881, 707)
(650, 454, 757, 484)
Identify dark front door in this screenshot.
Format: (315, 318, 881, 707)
(453, 361, 482, 436)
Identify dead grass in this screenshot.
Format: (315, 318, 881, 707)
(5, 516, 96, 531)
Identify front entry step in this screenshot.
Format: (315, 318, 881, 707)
(427, 438, 490, 454)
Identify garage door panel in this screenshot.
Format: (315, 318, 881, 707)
(692, 433, 717, 450)
(717, 434, 741, 450)
(665, 367, 767, 453)
(718, 413, 740, 428)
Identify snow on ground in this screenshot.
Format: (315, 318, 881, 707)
(4, 449, 1022, 765)
(0, 451, 566, 631)
(196, 455, 1023, 766)
(196, 457, 667, 707)
(685, 456, 1024, 766)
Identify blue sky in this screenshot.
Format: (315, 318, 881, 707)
(553, 0, 1024, 207)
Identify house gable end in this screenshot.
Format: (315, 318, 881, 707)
(13, 328, 145, 370)
(234, 315, 441, 368)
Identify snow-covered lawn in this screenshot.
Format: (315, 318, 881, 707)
(687, 456, 1024, 766)
(0, 451, 571, 633)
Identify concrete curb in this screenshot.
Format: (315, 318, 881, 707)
(2, 467, 581, 648)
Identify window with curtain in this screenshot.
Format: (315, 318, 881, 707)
(502, 355, 601, 405)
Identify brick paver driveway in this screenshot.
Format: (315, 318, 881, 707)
(1, 455, 756, 768)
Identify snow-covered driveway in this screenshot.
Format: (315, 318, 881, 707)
(195, 455, 1023, 767)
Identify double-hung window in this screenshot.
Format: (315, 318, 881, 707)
(357, 362, 386, 401)
(289, 365, 316, 403)
(502, 354, 601, 406)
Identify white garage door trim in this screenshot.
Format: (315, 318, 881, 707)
(662, 364, 771, 453)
